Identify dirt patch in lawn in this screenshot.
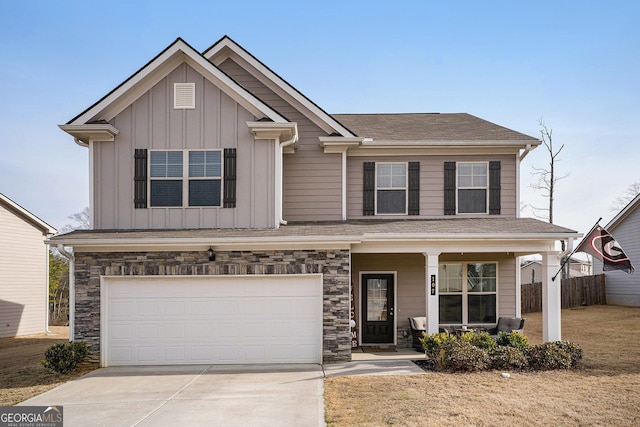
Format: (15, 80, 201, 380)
(0, 327, 98, 406)
(325, 305, 640, 426)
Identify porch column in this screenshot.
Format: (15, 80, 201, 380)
(541, 251, 562, 342)
(424, 252, 441, 335)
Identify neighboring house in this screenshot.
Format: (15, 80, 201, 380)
(593, 194, 640, 306)
(52, 36, 579, 366)
(0, 194, 56, 338)
(521, 257, 592, 284)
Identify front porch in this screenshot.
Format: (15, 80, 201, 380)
(350, 247, 565, 350)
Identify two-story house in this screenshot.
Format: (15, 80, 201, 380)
(52, 36, 579, 367)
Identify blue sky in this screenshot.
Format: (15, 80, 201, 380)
(1, 0, 638, 244)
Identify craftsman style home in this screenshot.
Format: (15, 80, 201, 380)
(52, 36, 578, 366)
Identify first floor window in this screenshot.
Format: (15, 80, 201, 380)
(438, 262, 497, 324)
(376, 163, 407, 214)
(149, 150, 222, 207)
(457, 162, 488, 214)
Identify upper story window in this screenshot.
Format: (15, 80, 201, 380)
(457, 162, 488, 214)
(149, 150, 222, 207)
(376, 163, 407, 214)
(363, 161, 419, 216)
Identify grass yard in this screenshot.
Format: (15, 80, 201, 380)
(0, 326, 98, 406)
(324, 305, 640, 426)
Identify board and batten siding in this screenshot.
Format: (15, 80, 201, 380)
(93, 63, 275, 230)
(594, 207, 640, 306)
(346, 154, 517, 219)
(0, 204, 48, 337)
(218, 58, 342, 222)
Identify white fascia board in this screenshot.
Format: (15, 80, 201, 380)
(205, 37, 355, 137)
(319, 137, 363, 153)
(58, 124, 119, 145)
(0, 194, 57, 235)
(361, 139, 541, 147)
(346, 146, 523, 157)
(45, 235, 360, 252)
(352, 238, 562, 254)
(68, 40, 286, 126)
(247, 122, 297, 141)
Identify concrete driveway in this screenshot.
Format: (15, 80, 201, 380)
(20, 364, 325, 427)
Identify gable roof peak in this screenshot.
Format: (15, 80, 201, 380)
(204, 36, 356, 137)
(63, 37, 288, 130)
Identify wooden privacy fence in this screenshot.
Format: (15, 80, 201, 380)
(521, 274, 606, 314)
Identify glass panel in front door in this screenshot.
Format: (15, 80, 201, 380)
(367, 278, 388, 321)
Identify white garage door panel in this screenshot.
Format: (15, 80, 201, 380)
(102, 275, 322, 366)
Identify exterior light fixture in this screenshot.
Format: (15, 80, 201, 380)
(208, 247, 215, 262)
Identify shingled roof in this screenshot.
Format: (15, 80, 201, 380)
(331, 113, 539, 142)
(50, 218, 576, 244)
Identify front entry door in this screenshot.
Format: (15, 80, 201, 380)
(361, 274, 395, 344)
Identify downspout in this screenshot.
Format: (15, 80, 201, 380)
(57, 244, 75, 342)
(278, 131, 298, 226)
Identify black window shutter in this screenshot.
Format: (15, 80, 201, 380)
(363, 162, 375, 216)
(444, 161, 456, 215)
(134, 149, 147, 209)
(223, 148, 237, 208)
(489, 161, 501, 215)
(408, 161, 420, 215)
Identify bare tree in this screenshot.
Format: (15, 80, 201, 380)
(611, 181, 640, 211)
(58, 206, 90, 233)
(529, 119, 569, 223)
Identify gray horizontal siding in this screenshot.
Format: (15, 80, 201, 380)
(347, 154, 517, 219)
(219, 58, 342, 222)
(596, 209, 640, 306)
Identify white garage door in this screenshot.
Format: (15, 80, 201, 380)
(101, 275, 323, 366)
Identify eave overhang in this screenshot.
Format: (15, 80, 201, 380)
(48, 231, 579, 255)
(204, 36, 356, 138)
(58, 124, 120, 146)
(247, 122, 298, 153)
(63, 38, 287, 132)
(320, 137, 540, 155)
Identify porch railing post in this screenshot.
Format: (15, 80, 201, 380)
(424, 252, 441, 335)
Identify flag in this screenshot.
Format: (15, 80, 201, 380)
(575, 224, 635, 274)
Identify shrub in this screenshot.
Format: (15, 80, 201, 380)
(42, 341, 89, 374)
(461, 331, 496, 351)
(420, 332, 456, 359)
(437, 339, 490, 372)
(490, 345, 529, 370)
(554, 341, 584, 367)
(526, 342, 572, 370)
(496, 331, 529, 350)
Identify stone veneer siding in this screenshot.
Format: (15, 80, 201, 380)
(74, 249, 351, 363)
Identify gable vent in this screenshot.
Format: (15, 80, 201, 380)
(174, 83, 195, 109)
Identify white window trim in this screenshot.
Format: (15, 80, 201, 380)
(438, 261, 499, 326)
(149, 149, 223, 208)
(374, 162, 408, 215)
(456, 161, 489, 215)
